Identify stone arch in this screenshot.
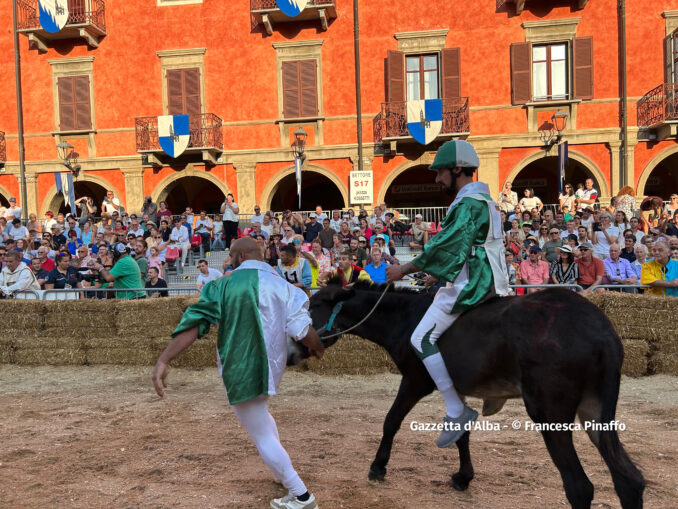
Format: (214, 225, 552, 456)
(259, 164, 348, 211)
(636, 144, 678, 198)
(503, 149, 610, 199)
(40, 174, 124, 217)
(0, 183, 13, 208)
(377, 158, 436, 206)
(151, 168, 230, 206)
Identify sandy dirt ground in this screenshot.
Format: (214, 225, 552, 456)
(1, 366, 676, 509)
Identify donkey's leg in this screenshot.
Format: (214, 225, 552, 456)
(578, 394, 644, 509)
(523, 390, 593, 509)
(450, 430, 474, 491)
(369, 375, 434, 481)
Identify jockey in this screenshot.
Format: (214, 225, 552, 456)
(153, 237, 325, 509)
(386, 140, 509, 448)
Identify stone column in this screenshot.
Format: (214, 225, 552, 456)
(121, 168, 145, 215)
(607, 141, 622, 197)
(234, 161, 257, 213)
(476, 147, 501, 197)
(624, 139, 638, 193)
(23, 173, 39, 217)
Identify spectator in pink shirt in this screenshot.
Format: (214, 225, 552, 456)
(520, 245, 550, 293)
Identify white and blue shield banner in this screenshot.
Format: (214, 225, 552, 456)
(277, 0, 308, 18)
(294, 156, 303, 208)
(158, 115, 190, 158)
(407, 99, 443, 145)
(39, 0, 69, 34)
(54, 171, 76, 215)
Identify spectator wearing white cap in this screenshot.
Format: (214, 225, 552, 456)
(409, 214, 432, 249)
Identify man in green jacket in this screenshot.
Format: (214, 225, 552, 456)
(387, 140, 509, 448)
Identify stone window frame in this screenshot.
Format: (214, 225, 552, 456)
(48, 56, 97, 157)
(394, 30, 450, 101)
(663, 11, 678, 35)
(520, 18, 582, 132)
(273, 40, 324, 147)
(156, 48, 207, 115)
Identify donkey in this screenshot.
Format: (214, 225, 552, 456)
(293, 280, 644, 509)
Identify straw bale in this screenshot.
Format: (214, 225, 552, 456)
(86, 347, 162, 366)
(649, 339, 678, 375)
(43, 327, 118, 340)
(621, 339, 649, 377)
(301, 334, 398, 376)
(44, 310, 116, 329)
(171, 338, 217, 368)
(14, 336, 87, 350)
(0, 347, 14, 364)
(609, 324, 678, 343)
(114, 297, 186, 335)
(84, 336, 171, 349)
(3, 312, 46, 333)
(14, 348, 86, 365)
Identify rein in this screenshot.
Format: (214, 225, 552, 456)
(317, 282, 393, 341)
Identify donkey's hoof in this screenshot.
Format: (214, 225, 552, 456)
(450, 472, 472, 491)
(368, 465, 386, 482)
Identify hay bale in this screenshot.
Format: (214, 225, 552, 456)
(14, 348, 86, 365)
(2, 300, 47, 333)
(171, 337, 217, 368)
(14, 336, 88, 350)
(649, 339, 678, 375)
(621, 339, 649, 377)
(302, 334, 398, 375)
(0, 346, 14, 364)
(86, 347, 162, 366)
(114, 297, 186, 336)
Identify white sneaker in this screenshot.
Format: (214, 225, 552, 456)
(270, 492, 317, 509)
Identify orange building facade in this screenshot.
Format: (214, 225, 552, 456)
(0, 0, 677, 218)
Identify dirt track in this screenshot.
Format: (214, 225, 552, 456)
(1, 366, 676, 508)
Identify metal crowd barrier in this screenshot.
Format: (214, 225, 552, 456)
(13, 286, 199, 300)
(588, 284, 651, 292)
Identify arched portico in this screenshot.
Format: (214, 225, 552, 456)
(41, 174, 123, 217)
(259, 164, 348, 211)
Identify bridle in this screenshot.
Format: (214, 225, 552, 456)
(316, 282, 393, 341)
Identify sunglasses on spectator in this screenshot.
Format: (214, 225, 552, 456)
(540, 228, 548, 231)
(550, 231, 560, 234)
(580, 247, 589, 251)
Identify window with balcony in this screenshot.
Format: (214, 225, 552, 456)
(510, 37, 592, 105)
(167, 68, 201, 115)
(374, 47, 468, 144)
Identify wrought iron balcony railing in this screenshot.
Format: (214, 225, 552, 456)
(637, 83, 678, 128)
(373, 98, 470, 144)
(0, 132, 6, 164)
(250, 0, 336, 34)
(135, 113, 224, 154)
(17, 0, 106, 49)
(497, 0, 589, 13)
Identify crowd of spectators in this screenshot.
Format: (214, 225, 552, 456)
(1, 181, 677, 299)
(499, 181, 678, 296)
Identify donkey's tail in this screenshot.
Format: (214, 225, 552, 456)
(579, 339, 645, 509)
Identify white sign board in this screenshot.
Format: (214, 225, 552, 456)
(350, 171, 373, 204)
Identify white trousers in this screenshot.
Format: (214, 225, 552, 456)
(231, 395, 307, 497)
(179, 242, 191, 266)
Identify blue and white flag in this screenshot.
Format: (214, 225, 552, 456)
(558, 141, 568, 195)
(54, 172, 76, 215)
(39, 0, 69, 34)
(294, 156, 303, 209)
(158, 115, 190, 158)
(277, 0, 308, 17)
(407, 99, 443, 145)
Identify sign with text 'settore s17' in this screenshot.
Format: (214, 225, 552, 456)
(350, 171, 373, 204)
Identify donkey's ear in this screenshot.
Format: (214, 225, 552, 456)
(335, 286, 355, 301)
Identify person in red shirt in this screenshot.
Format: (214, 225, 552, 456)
(575, 241, 604, 292)
(519, 245, 550, 293)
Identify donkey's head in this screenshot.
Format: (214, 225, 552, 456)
(286, 277, 356, 366)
